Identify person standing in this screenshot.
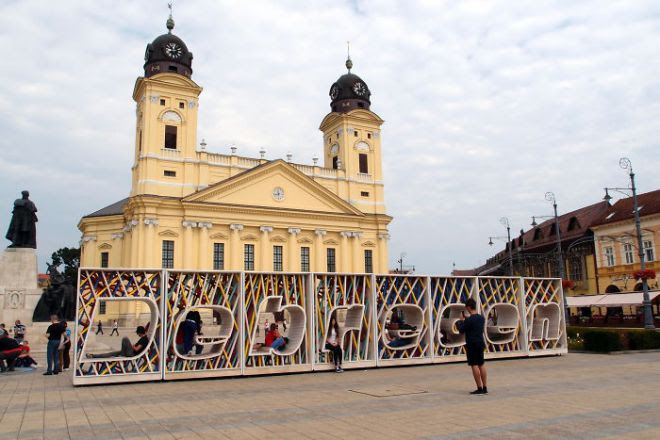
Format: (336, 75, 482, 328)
(325, 316, 343, 372)
(95, 320, 104, 335)
(44, 315, 64, 375)
(13, 320, 26, 343)
(57, 322, 72, 371)
(110, 320, 119, 336)
(457, 298, 488, 395)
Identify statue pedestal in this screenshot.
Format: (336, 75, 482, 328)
(0, 248, 42, 326)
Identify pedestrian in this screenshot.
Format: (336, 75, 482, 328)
(457, 298, 488, 395)
(44, 314, 65, 375)
(96, 320, 103, 335)
(110, 319, 119, 336)
(325, 316, 343, 372)
(13, 320, 26, 343)
(58, 322, 72, 372)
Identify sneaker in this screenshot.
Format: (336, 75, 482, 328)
(43, 372, 52, 376)
(482, 387, 488, 394)
(53, 371, 59, 375)
(469, 388, 484, 395)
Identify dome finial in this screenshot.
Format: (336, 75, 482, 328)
(345, 40, 353, 72)
(166, 2, 175, 33)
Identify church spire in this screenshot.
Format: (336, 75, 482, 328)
(345, 41, 353, 73)
(166, 2, 175, 33)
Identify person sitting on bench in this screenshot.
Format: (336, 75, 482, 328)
(385, 310, 415, 348)
(0, 329, 22, 372)
(87, 326, 149, 358)
(254, 323, 288, 352)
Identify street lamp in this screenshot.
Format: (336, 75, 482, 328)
(603, 157, 654, 329)
(488, 217, 514, 276)
(531, 192, 567, 319)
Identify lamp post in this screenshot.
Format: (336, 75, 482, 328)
(604, 158, 654, 329)
(531, 192, 567, 319)
(488, 217, 514, 276)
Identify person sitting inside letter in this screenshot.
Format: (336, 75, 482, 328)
(87, 326, 149, 358)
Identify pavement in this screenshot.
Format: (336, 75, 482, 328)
(1, 352, 660, 439)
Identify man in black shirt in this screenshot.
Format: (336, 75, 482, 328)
(457, 298, 488, 395)
(88, 326, 149, 358)
(44, 315, 64, 375)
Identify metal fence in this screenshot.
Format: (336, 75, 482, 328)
(74, 270, 567, 385)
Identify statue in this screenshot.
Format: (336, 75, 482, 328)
(32, 264, 76, 322)
(5, 190, 38, 248)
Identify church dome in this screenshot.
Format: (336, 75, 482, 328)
(329, 57, 371, 113)
(143, 15, 193, 78)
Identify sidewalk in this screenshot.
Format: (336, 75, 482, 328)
(1, 352, 659, 439)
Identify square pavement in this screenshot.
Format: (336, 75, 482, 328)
(1, 352, 660, 439)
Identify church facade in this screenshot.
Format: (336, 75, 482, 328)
(78, 16, 392, 273)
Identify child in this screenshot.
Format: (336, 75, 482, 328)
(17, 341, 38, 368)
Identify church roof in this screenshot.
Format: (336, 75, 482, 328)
(83, 197, 129, 218)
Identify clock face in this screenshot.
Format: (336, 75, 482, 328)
(353, 82, 367, 96)
(330, 85, 339, 100)
(330, 144, 339, 155)
(272, 187, 285, 202)
(164, 42, 183, 59)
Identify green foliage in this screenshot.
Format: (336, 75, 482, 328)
(567, 326, 660, 352)
(48, 247, 80, 286)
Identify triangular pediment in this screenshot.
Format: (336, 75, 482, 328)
(182, 160, 364, 216)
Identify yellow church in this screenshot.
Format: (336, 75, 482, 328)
(78, 15, 392, 274)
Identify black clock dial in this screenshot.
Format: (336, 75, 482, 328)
(164, 42, 182, 59)
(330, 85, 339, 100)
(353, 82, 367, 96)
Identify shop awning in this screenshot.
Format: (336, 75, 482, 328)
(566, 291, 660, 308)
(566, 295, 606, 307)
(593, 291, 660, 307)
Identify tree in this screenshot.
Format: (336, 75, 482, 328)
(47, 247, 80, 287)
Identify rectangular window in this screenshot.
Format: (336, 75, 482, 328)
(138, 131, 142, 154)
(569, 256, 583, 281)
(213, 243, 224, 270)
(367, 133, 372, 139)
(359, 153, 368, 173)
(100, 252, 109, 268)
(162, 240, 174, 269)
(164, 125, 177, 149)
(604, 246, 615, 267)
(361, 191, 369, 197)
(273, 245, 283, 271)
(168, 66, 178, 72)
(179, 102, 185, 109)
(163, 170, 176, 177)
(332, 156, 339, 170)
(301, 247, 310, 272)
(160, 98, 165, 106)
(364, 249, 373, 273)
(643, 240, 655, 262)
(327, 248, 336, 272)
(354, 130, 358, 137)
(99, 301, 106, 315)
(244, 244, 255, 271)
(623, 243, 634, 265)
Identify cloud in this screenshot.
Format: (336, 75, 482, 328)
(0, 0, 658, 274)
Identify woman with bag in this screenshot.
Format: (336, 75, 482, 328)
(325, 316, 343, 372)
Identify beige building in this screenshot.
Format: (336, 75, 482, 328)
(592, 189, 660, 293)
(78, 17, 392, 273)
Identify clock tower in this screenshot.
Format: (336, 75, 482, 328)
(130, 12, 203, 198)
(319, 56, 386, 215)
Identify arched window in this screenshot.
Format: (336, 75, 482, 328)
(605, 284, 621, 293)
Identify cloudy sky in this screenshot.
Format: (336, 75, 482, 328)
(1, 0, 658, 274)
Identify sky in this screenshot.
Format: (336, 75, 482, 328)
(1, 0, 659, 274)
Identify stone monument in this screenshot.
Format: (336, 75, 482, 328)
(1, 191, 42, 325)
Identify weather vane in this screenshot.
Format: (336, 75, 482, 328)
(346, 40, 353, 72)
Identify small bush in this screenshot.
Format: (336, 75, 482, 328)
(583, 331, 621, 352)
(567, 326, 660, 352)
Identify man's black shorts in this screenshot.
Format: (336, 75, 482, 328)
(465, 343, 485, 366)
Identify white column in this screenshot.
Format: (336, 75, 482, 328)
(182, 220, 196, 269)
(229, 224, 244, 270)
(259, 225, 273, 271)
(315, 229, 326, 272)
(352, 232, 363, 273)
(129, 219, 139, 267)
(111, 232, 124, 269)
(198, 222, 212, 270)
(143, 218, 159, 268)
(377, 233, 390, 274)
(287, 228, 301, 272)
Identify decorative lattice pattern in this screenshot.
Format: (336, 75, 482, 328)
(375, 275, 430, 361)
(243, 273, 309, 368)
(477, 278, 524, 354)
(524, 278, 566, 352)
(313, 274, 374, 367)
(430, 277, 475, 358)
(74, 270, 162, 383)
(163, 272, 241, 377)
